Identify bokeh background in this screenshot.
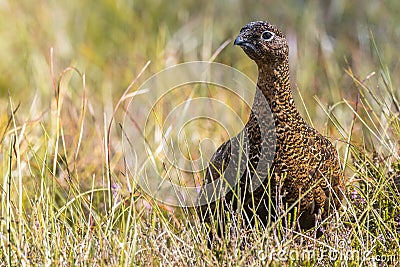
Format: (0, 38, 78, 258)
(2, 0, 399, 108)
(1, 0, 399, 202)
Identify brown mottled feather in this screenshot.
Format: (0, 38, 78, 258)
(197, 21, 344, 238)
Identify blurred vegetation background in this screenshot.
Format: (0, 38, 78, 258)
(1, 0, 399, 200)
(2, 0, 399, 108)
(0, 0, 399, 190)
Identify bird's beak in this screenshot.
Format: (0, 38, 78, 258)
(234, 34, 256, 52)
(234, 35, 245, 46)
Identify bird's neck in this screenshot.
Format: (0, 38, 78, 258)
(254, 60, 301, 123)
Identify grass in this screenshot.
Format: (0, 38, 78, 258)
(1, 0, 400, 266)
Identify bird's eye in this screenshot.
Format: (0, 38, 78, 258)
(261, 31, 275, 41)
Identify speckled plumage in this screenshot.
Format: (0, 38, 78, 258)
(197, 21, 344, 238)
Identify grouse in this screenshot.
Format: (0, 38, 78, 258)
(197, 21, 344, 239)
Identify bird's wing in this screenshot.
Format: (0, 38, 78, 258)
(204, 139, 232, 183)
(196, 139, 231, 219)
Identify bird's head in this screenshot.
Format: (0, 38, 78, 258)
(234, 21, 289, 65)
